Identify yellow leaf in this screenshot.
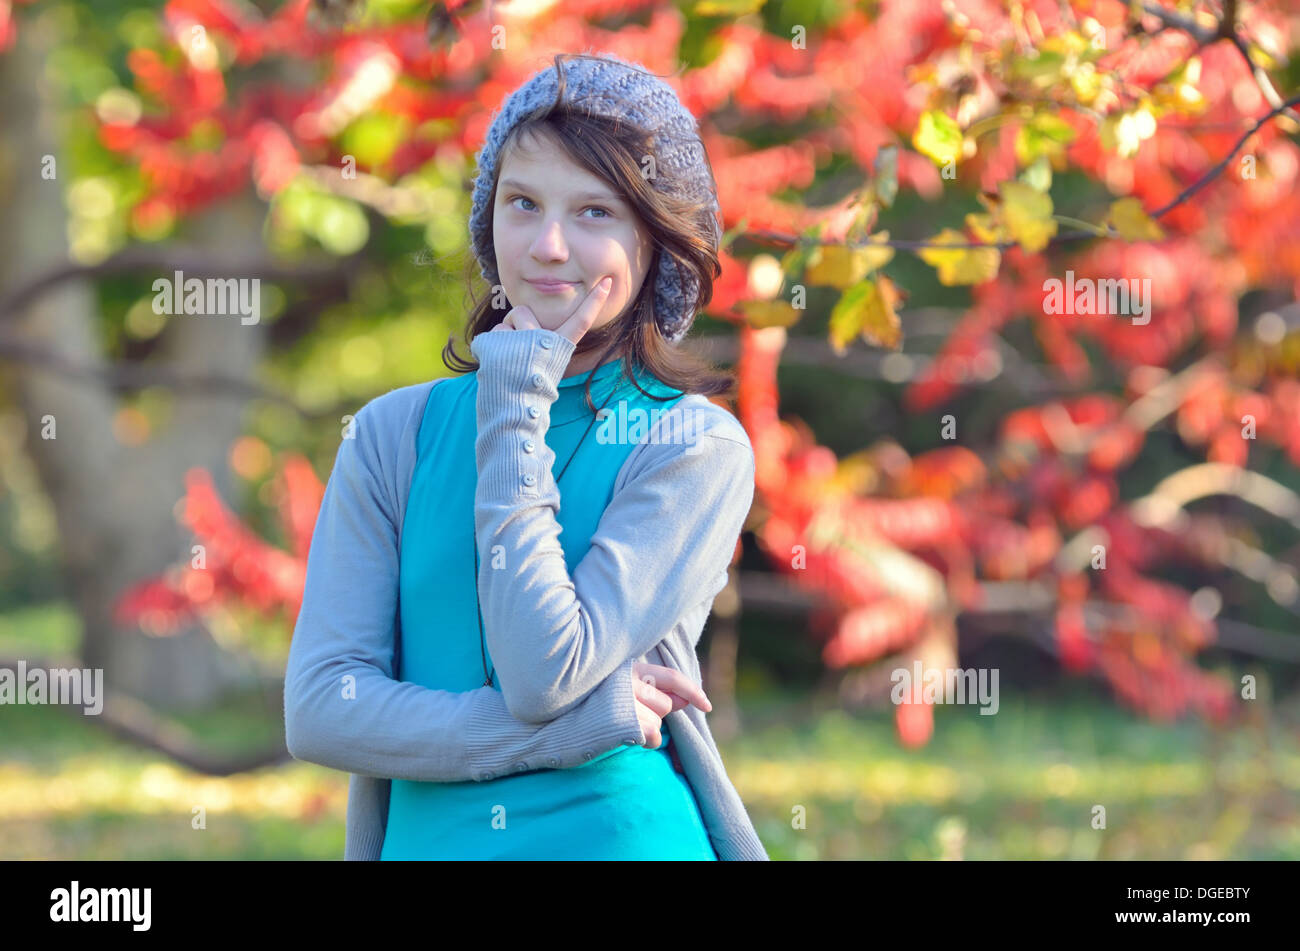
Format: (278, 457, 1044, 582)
(1000, 180, 1057, 253)
(1155, 57, 1205, 116)
(964, 212, 1004, 244)
(864, 275, 903, 350)
(912, 109, 963, 167)
(828, 277, 902, 353)
(806, 245, 857, 289)
(918, 228, 1001, 286)
(832, 449, 880, 495)
(861, 232, 895, 272)
(738, 299, 801, 329)
(805, 235, 895, 289)
(1071, 62, 1103, 103)
(1107, 197, 1165, 241)
(691, 0, 765, 15)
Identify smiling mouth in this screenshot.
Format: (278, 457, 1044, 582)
(526, 279, 578, 292)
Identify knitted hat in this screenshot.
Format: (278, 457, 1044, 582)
(467, 52, 720, 344)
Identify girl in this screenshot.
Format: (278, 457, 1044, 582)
(284, 51, 768, 860)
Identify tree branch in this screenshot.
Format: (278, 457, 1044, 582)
(0, 656, 292, 776)
(0, 333, 364, 423)
(1141, 1, 1299, 123)
(0, 244, 365, 326)
(736, 94, 1300, 254)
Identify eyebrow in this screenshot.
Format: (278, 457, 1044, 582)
(499, 179, 622, 204)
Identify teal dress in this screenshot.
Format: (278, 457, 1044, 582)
(380, 356, 718, 860)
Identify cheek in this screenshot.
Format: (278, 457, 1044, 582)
(491, 214, 518, 262)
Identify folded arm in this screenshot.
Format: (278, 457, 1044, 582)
(469, 328, 755, 724)
(283, 395, 645, 782)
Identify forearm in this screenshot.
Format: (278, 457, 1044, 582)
(470, 328, 638, 721)
(284, 654, 643, 781)
(281, 388, 645, 782)
(470, 328, 754, 723)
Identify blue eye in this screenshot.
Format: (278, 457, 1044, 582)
(507, 196, 612, 219)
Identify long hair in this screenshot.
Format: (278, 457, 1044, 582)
(441, 52, 735, 411)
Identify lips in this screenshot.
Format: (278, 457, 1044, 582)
(526, 278, 578, 289)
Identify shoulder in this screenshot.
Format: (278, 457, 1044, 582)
(353, 378, 446, 436)
(335, 377, 451, 513)
(639, 394, 753, 461)
(615, 394, 754, 492)
(669, 394, 752, 452)
(346, 376, 467, 460)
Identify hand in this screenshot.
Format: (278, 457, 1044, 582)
(630, 661, 713, 750)
(489, 275, 613, 347)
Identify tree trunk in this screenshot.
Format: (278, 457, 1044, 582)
(0, 14, 269, 710)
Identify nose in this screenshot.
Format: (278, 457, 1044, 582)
(528, 217, 569, 262)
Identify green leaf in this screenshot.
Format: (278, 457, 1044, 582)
(721, 215, 751, 250)
(1014, 112, 1076, 165)
(874, 145, 899, 207)
(779, 243, 807, 281)
(829, 276, 902, 353)
(339, 112, 409, 169)
(1008, 50, 1067, 84)
(1018, 155, 1052, 192)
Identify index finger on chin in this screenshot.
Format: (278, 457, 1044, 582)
(559, 276, 611, 344)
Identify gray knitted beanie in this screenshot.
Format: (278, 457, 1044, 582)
(467, 52, 721, 344)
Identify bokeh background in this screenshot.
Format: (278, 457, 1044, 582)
(2, 0, 1299, 860)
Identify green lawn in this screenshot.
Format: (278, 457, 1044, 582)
(3, 678, 1298, 860)
(3, 602, 1297, 859)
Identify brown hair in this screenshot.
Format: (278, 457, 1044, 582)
(441, 52, 735, 411)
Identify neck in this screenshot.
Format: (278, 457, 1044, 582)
(562, 347, 622, 379)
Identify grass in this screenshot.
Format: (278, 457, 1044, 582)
(2, 602, 1297, 859)
(2, 679, 1298, 860)
(728, 686, 1300, 860)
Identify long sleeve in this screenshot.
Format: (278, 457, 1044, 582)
(283, 393, 646, 783)
(469, 328, 755, 724)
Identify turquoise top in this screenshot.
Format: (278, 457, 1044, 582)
(380, 355, 718, 859)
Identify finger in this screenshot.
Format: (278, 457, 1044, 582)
(649, 668, 713, 714)
(511, 306, 540, 331)
(634, 678, 673, 718)
(556, 275, 612, 346)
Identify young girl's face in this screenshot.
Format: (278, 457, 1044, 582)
(491, 128, 654, 335)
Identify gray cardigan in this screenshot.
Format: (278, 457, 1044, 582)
(283, 327, 769, 860)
